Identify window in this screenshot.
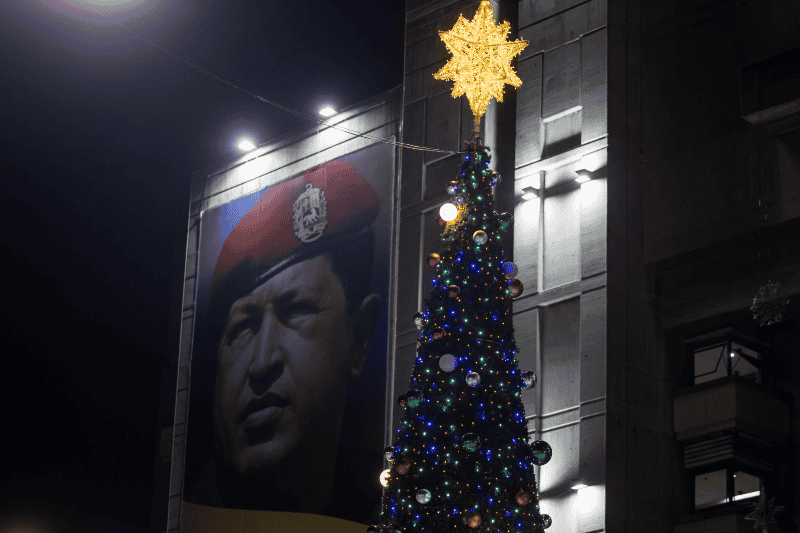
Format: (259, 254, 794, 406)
(733, 471, 761, 501)
(693, 340, 760, 385)
(695, 469, 727, 509)
(694, 468, 761, 510)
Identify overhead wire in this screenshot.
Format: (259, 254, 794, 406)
(103, 14, 464, 155)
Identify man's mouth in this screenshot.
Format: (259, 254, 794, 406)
(241, 393, 289, 424)
(240, 393, 289, 444)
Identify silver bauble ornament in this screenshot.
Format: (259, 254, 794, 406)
(462, 433, 480, 452)
(439, 354, 457, 372)
(522, 370, 536, 389)
(508, 279, 523, 297)
(531, 440, 552, 465)
(405, 389, 423, 408)
(472, 230, 488, 244)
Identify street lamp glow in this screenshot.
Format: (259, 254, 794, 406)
(237, 139, 256, 152)
(439, 202, 458, 221)
(319, 105, 337, 117)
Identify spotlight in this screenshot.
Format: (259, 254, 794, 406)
(521, 186, 538, 200)
(237, 139, 256, 152)
(319, 105, 337, 117)
(575, 169, 593, 183)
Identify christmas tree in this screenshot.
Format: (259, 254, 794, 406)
(369, 5, 552, 532)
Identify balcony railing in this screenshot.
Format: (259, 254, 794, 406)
(673, 376, 790, 471)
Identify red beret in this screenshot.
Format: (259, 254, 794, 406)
(209, 159, 380, 311)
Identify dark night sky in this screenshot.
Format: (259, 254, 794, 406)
(0, 0, 404, 530)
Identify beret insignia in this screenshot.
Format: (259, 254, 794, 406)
(292, 183, 328, 243)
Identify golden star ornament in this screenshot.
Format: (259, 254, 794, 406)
(745, 488, 784, 533)
(434, 0, 528, 127)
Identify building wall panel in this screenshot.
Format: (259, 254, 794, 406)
(397, 212, 423, 325)
(542, 41, 581, 120)
(576, 483, 605, 533)
(402, 99, 427, 207)
(580, 28, 608, 143)
(519, 0, 607, 58)
(516, 54, 544, 167)
(424, 154, 461, 202)
(519, 0, 589, 28)
(580, 173, 607, 278)
(541, 297, 580, 414)
(513, 185, 540, 292)
(425, 91, 462, 161)
(579, 414, 605, 488)
(515, 306, 540, 416)
(538, 423, 580, 494)
(539, 492, 579, 533)
(543, 108, 582, 156)
(405, 61, 450, 103)
(580, 288, 606, 402)
(543, 188, 581, 290)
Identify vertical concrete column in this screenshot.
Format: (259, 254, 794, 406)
(606, 0, 673, 531)
(514, 0, 610, 531)
(392, 0, 483, 434)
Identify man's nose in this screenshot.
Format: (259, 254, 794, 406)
(248, 308, 284, 393)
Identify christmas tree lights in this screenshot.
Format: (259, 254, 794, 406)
(369, 137, 550, 533)
(369, 5, 550, 532)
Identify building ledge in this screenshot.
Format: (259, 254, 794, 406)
(674, 503, 788, 533)
(741, 47, 800, 133)
(673, 376, 790, 446)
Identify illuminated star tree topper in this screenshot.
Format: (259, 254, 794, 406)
(745, 487, 784, 533)
(433, 0, 528, 130)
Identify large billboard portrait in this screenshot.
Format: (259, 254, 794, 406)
(182, 143, 394, 532)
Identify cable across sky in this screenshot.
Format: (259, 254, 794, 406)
(107, 16, 464, 156)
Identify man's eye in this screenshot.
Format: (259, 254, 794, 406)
(290, 302, 318, 314)
(284, 301, 319, 320)
(228, 318, 257, 342)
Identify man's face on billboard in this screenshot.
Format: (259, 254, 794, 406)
(213, 254, 368, 480)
